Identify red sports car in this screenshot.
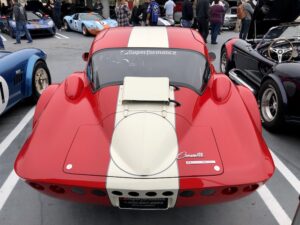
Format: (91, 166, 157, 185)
(15, 27, 274, 209)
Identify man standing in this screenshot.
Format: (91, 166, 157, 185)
(196, 0, 209, 43)
(141, 0, 150, 26)
(164, 0, 175, 20)
(181, 0, 193, 27)
(147, 0, 160, 26)
(93, 0, 103, 16)
(238, 0, 253, 40)
(53, 0, 61, 30)
(13, 0, 32, 44)
(209, 0, 224, 44)
(0, 35, 4, 49)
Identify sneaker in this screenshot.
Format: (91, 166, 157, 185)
(27, 41, 33, 43)
(211, 42, 218, 45)
(14, 42, 21, 44)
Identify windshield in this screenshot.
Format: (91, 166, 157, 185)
(90, 48, 209, 94)
(27, 11, 41, 20)
(260, 24, 300, 45)
(80, 13, 103, 20)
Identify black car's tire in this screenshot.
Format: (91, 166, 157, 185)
(82, 25, 89, 36)
(220, 47, 229, 74)
(258, 79, 285, 131)
(64, 20, 70, 31)
(31, 61, 51, 103)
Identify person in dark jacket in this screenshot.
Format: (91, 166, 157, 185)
(181, 0, 193, 27)
(141, 0, 149, 26)
(53, 0, 61, 30)
(209, 0, 224, 44)
(93, 0, 103, 16)
(196, 0, 209, 43)
(131, 0, 141, 26)
(13, 0, 32, 44)
(0, 35, 4, 49)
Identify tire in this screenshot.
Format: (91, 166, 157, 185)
(220, 47, 229, 74)
(258, 79, 284, 131)
(31, 61, 51, 103)
(64, 20, 70, 31)
(82, 25, 89, 36)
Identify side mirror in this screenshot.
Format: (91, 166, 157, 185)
(65, 76, 84, 100)
(208, 52, 216, 62)
(70, 19, 73, 23)
(82, 52, 89, 61)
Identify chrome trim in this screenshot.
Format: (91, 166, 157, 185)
(229, 70, 255, 93)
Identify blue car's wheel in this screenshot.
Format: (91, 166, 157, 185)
(64, 20, 70, 31)
(32, 61, 50, 102)
(82, 25, 89, 36)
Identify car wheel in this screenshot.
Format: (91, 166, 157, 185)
(220, 47, 229, 74)
(82, 25, 89, 36)
(31, 61, 51, 103)
(258, 79, 284, 131)
(64, 20, 70, 31)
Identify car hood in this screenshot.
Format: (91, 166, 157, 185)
(248, 0, 300, 39)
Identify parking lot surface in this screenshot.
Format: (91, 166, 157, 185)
(0, 29, 299, 225)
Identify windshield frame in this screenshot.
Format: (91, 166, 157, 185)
(256, 23, 300, 49)
(88, 48, 211, 95)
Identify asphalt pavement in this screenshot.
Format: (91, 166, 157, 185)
(0, 28, 299, 225)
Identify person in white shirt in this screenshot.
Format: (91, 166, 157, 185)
(164, 0, 176, 20)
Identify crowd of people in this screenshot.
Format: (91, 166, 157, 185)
(113, 0, 254, 44)
(0, 0, 255, 49)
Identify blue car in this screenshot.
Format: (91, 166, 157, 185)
(0, 49, 51, 116)
(63, 12, 118, 36)
(0, 11, 56, 38)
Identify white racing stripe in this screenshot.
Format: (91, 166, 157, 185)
(0, 170, 19, 211)
(128, 27, 168, 47)
(55, 33, 69, 39)
(257, 185, 291, 225)
(106, 28, 179, 209)
(0, 35, 7, 42)
(0, 107, 35, 158)
(270, 149, 300, 194)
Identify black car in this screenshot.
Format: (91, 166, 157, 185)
(220, 0, 300, 131)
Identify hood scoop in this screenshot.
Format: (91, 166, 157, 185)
(122, 76, 170, 103)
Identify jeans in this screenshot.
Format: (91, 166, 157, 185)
(210, 23, 221, 44)
(239, 19, 251, 40)
(181, 19, 192, 28)
(0, 34, 4, 49)
(16, 21, 32, 43)
(197, 18, 209, 43)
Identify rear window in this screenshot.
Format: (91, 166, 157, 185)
(90, 48, 210, 94)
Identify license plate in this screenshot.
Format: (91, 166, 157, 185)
(119, 198, 168, 209)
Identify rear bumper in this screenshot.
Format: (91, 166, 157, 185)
(24, 176, 266, 209)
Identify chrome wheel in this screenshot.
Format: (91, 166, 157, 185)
(34, 68, 49, 95)
(261, 86, 278, 122)
(220, 50, 227, 73)
(82, 26, 87, 36)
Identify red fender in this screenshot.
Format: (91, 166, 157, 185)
(236, 85, 262, 133)
(225, 38, 238, 60)
(33, 84, 59, 127)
